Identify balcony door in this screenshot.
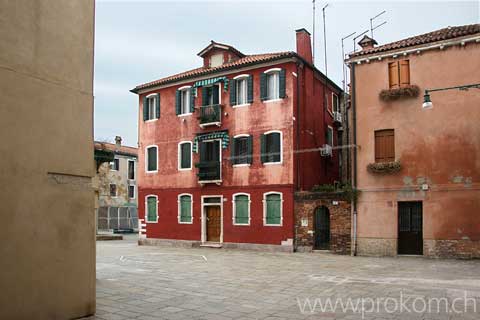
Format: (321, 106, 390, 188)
(198, 140, 221, 182)
(203, 85, 220, 106)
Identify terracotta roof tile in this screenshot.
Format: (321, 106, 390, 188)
(131, 51, 295, 93)
(350, 24, 480, 58)
(94, 141, 138, 157)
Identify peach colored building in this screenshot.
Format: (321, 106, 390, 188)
(347, 24, 480, 258)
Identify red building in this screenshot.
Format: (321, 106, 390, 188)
(131, 29, 343, 251)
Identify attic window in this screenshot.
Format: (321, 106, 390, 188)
(210, 54, 223, 67)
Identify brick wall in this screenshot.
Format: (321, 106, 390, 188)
(294, 192, 352, 254)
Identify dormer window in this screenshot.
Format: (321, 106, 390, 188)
(210, 53, 223, 67)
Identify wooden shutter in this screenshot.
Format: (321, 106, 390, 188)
(190, 88, 195, 113)
(147, 197, 156, 221)
(230, 79, 237, 105)
(247, 75, 253, 103)
(279, 69, 286, 98)
(272, 133, 281, 162)
(388, 62, 399, 89)
(230, 138, 237, 165)
(202, 87, 209, 106)
(180, 195, 191, 222)
(260, 134, 266, 163)
(143, 96, 148, 121)
(266, 194, 281, 225)
(260, 73, 267, 101)
(399, 60, 410, 87)
(235, 195, 249, 224)
(155, 94, 160, 118)
(213, 85, 219, 104)
(246, 135, 253, 164)
(375, 129, 395, 163)
(175, 90, 181, 115)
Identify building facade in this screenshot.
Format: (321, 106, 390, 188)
(0, 0, 95, 319)
(132, 29, 343, 251)
(347, 24, 480, 258)
(94, 137, 138, 231)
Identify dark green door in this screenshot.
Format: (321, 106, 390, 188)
(314, 206, 330, 250)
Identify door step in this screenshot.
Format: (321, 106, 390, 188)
(200, 242, 222, 248)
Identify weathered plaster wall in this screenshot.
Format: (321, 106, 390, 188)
(354, 41, 480, 258)
(97, 155, 137, 207)
(0, 0, 95, 319)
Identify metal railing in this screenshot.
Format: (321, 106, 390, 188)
(198, 104, 222, 125)
(195, 161, 221, 181)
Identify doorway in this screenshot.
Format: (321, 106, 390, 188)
(201, 196, 223, 243)
(398, 201, 423, 255)
(314, 206, 330, 250)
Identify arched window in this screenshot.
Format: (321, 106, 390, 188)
(263, 192, 283, 226)
(232, 193, 250, 225)
(145, 195, 158, 223)
(178, 194, 193, 224)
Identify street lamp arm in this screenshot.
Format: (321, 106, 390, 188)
(425, 83, 480, 94)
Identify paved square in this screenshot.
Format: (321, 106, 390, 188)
(90, 236, 480, 319)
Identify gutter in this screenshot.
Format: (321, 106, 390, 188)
(351, 62, 358, 257)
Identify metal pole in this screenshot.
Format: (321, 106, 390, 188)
(312, 0, 316, 66)
(341, 32, 356, 92)
(370, 10, 386, 38)
(322, 3, 328, 76)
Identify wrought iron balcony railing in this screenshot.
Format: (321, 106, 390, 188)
(198, 104, 222, 128)
(195, 161, 221, 184)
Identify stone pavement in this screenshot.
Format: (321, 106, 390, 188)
(87, 235, 480, 319)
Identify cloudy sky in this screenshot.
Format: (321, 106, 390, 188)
(94, 0, 479, 146)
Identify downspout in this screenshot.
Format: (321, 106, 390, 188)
(351, 62, 358, 256)
(293, 62, 301, 253)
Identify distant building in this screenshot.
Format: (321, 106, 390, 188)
(94, 136, 138, 231)
(347, 24, 480, 258)
(131, 28, 346, 251)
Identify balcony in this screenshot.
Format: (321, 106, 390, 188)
(195, 161, 221, 185)
(198, 104, 222, 128)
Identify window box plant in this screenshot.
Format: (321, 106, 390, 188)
(379, 85, 420, 102)
(367, 161, 402, 174)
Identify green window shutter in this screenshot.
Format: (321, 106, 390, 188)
(247, 135, 253, 164)
(247, 75, 253, 103)
(190, 88, 195, 113)
(143, 96, 148, 121)
(199, 142, 207, 162)
(155, 94, 160, 118)
(212, 86, 219, 104)
(273, 133, 281, 162)
(260, 73, 267, 101)
(175, 90, 181, 115)
(180, 143, 191, 169)
(279, 69, 286, 98)
(231, 137, 237, 165)
(180, 195, 192, 223)
(235, 195, 249, 224)
(147, 197, 157, 221)
(230, 79, 237, 105)
(260, 134, 266, 163)
(202, 87, 209, 106)
(266, 194, 281, 225)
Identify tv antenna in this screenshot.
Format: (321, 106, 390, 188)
(341, 31, 356, 92)
(353, 29, 369, 53)
(370, 10, 387, 38)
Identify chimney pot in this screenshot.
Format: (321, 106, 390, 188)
(115, 136, 122, 147)
(295, 28, 313, 64)
(358, 35, 378, 50)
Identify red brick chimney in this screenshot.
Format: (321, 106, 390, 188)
(295, 28, 313, 64)
(358, 35, 378, 50)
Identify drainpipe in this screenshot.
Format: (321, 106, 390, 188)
(351, 62, 358, 256)
(293, 62, 301, 253)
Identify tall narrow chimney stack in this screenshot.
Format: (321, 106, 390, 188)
(295, 28, 313, 64)
(115, 136, 122, 148)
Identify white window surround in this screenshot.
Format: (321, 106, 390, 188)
(110, 158, 119, 171)
(177, 193, 193, 224)
(332, 92, 339, 113)
(145, 145, 158, 173)
(262, 191, 284, 227)
(264, 68, 282, 74)
(128, 185, 136, 199)
(178, 141, 192, 171)
(178, 85, 192, 117)
(233, 74, 249, 80)
(232, 193, 251, 226)
(263, 130, 283, 165)
(145, 93, 158, 122)
(128, 159, 135, 180)
(263, 68, 281, 102)
(145, 195, 158, 223)
(233, 75, 248, 107)
(232, 134, 251, 168)
(327, 126, 334, 147)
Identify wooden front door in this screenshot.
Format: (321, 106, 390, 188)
(206, 206, 221, 242)
(314, 206, 330, 250)
(398, 202, 423, 255)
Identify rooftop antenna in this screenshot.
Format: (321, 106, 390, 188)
(370, 10, 386, 38)
(341, 31, 356, 92)
(322, 3, 329, 76)
(312, 0, 316, 66)
(353, 29, 369, 53)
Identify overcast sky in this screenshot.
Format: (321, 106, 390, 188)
(94, 0, 479, 146)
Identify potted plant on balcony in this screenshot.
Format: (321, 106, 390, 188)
(367, 161, 402, 174)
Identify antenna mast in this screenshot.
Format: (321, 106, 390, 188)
(322, 3, 329, 76)
(312, 0, 316, 66)
(370, 10, 386, 38)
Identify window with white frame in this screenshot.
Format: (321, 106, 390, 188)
(146, 146, 158, 172)
(128, 185, 135, 199)
(233, 193, 250, 225)
(261, 131, 282, 164)
(109, 184, 117, 197)
(110, 158, 119, 171)
(146, 95, 157, 120)
(178, 141, 192, 170)
(178, 194, 193, 223)
(266, 71, 280, 100)
(326, 126, 334, 147)
(180, 88, 190, 115)
(146, 195, 158, 222)
(264, 192, 282, 226)
(128, 160, 135, 180)
(235, 77, 247, 105)
(332, 93, 339, 113)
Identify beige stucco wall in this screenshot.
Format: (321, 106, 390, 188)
(353, 40, 480, 257)
(0, 0, 96, 319)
